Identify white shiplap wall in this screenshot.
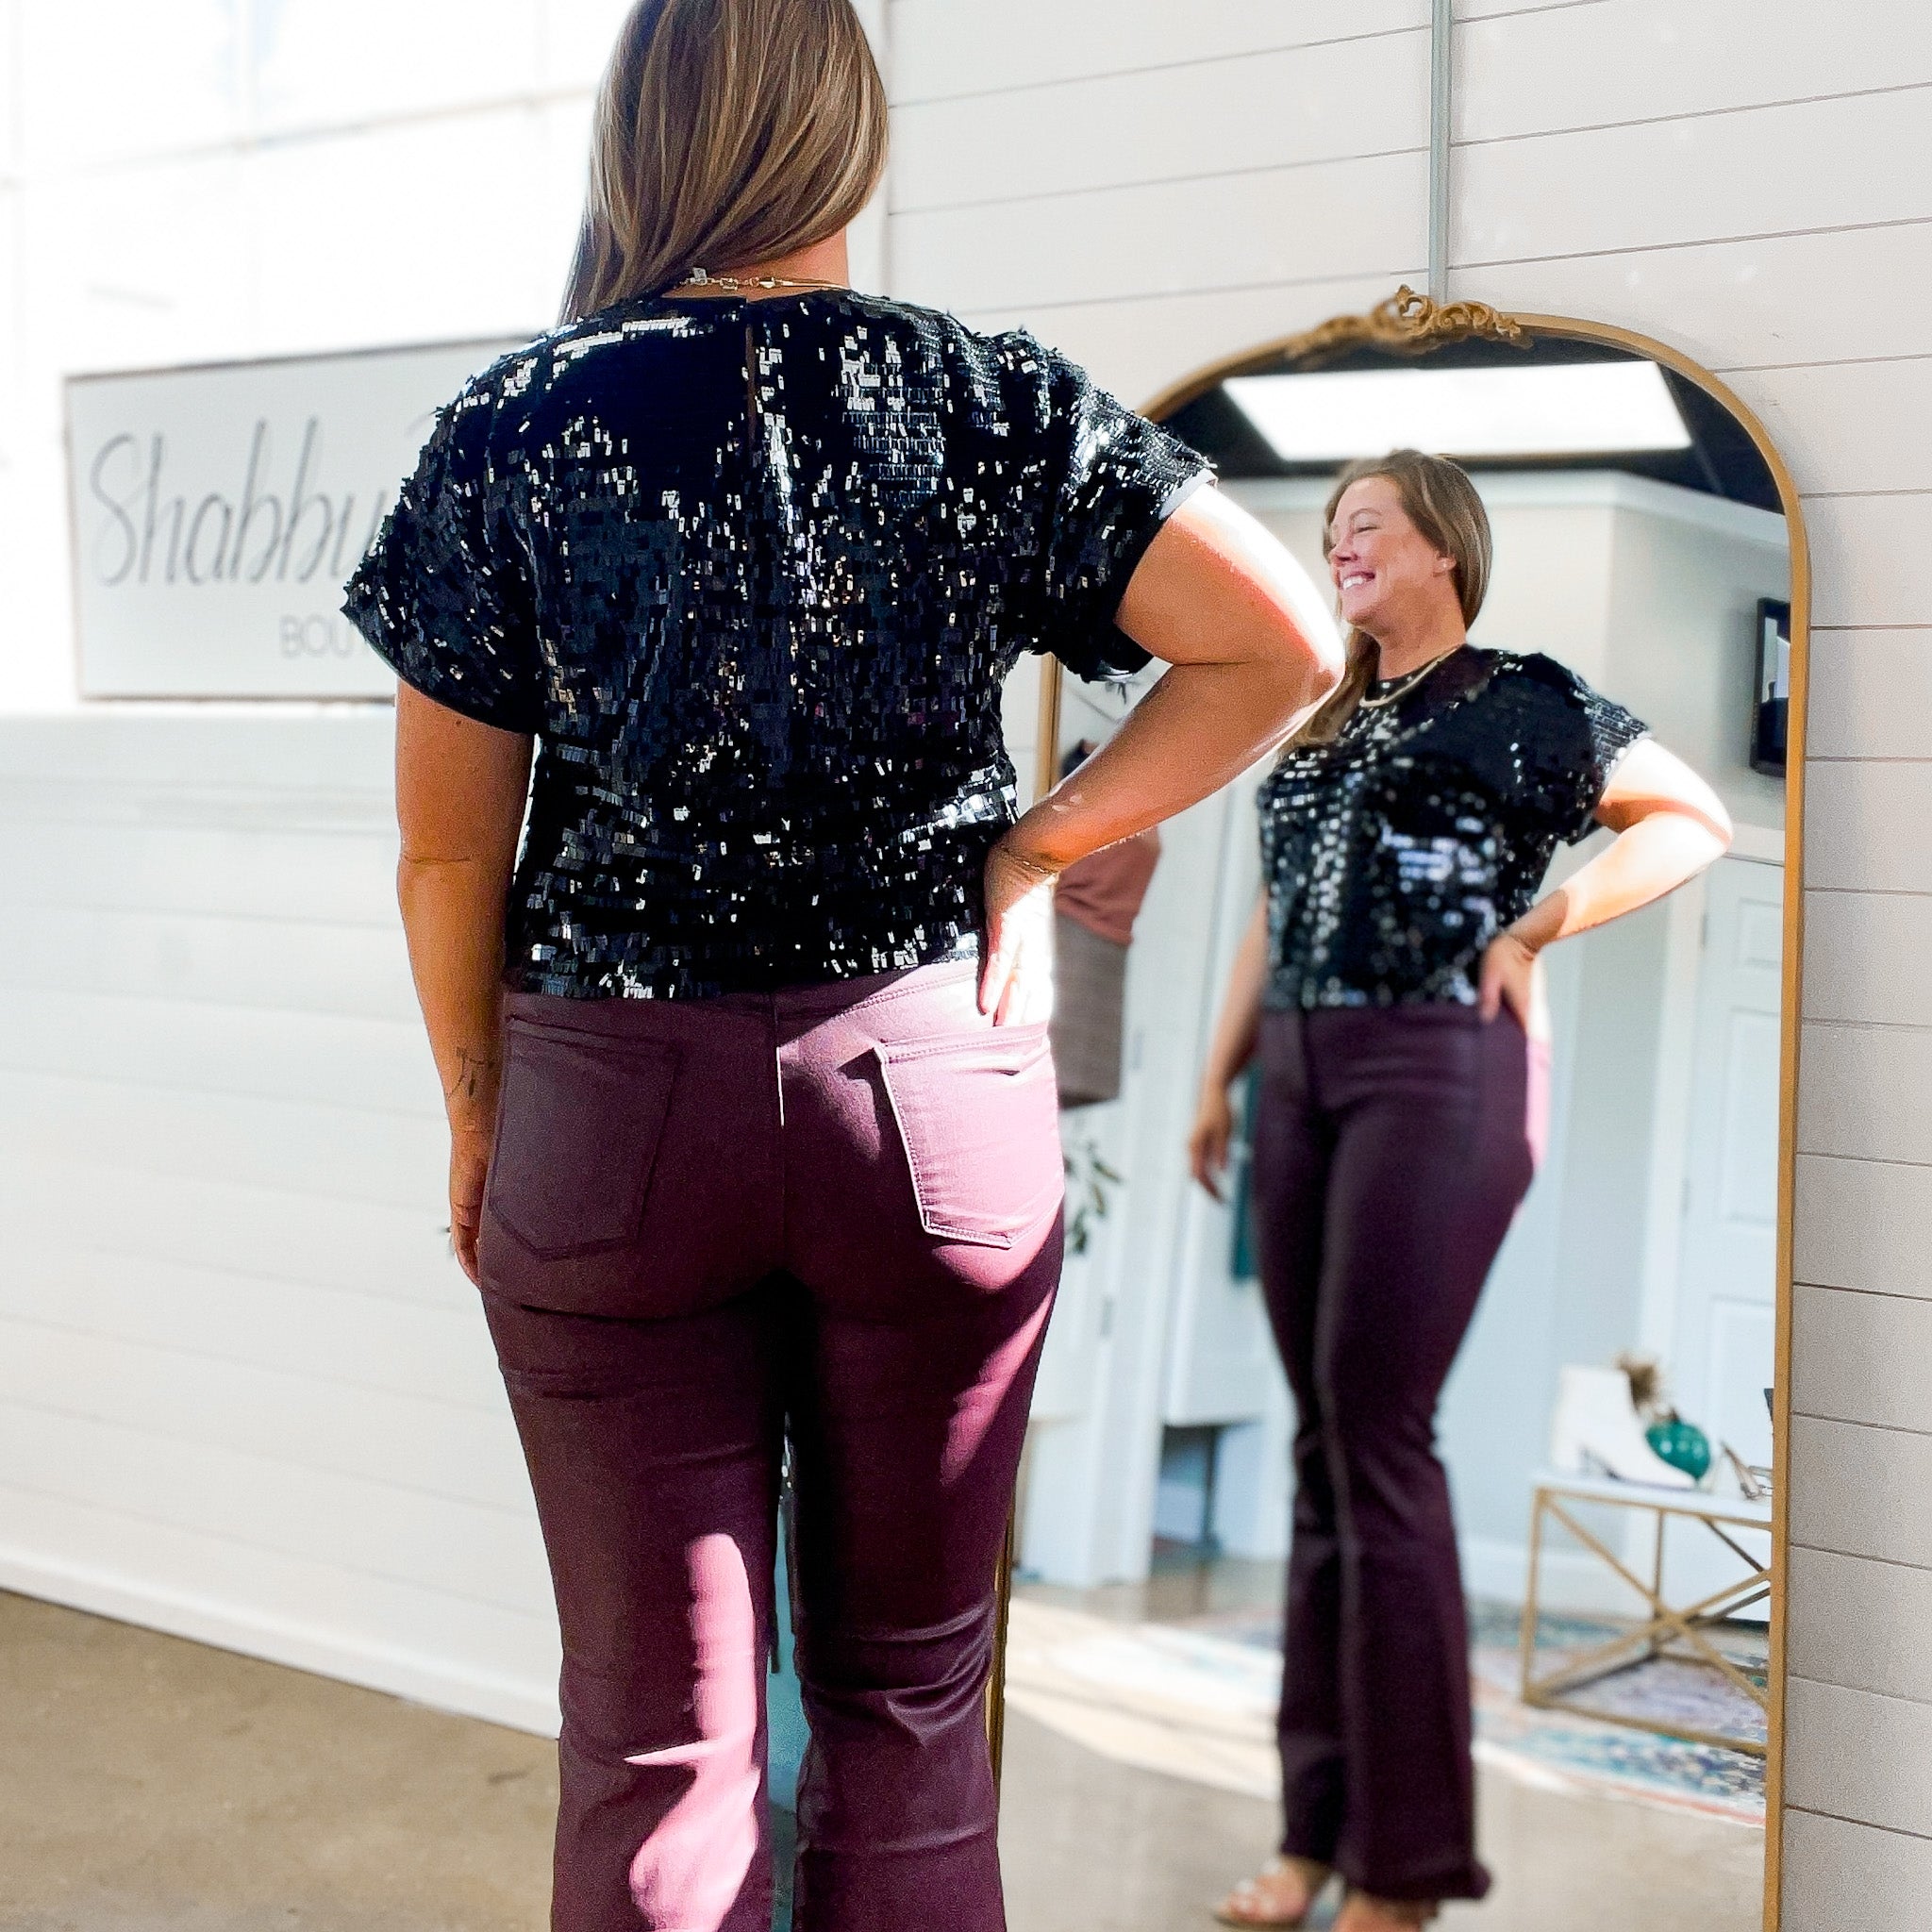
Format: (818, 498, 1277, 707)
(0, 708, 561, 1728)
(0, 0, 1925, 1919)
(888, 0, 1432, 407)
(879, 1, 1932, 1920)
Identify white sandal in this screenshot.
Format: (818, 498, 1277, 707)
(1213, 1856, 1332, 1927)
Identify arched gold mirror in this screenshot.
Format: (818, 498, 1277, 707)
(992, 290, 1806, 1932)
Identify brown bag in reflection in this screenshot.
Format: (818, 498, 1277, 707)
(1050, 828, 1160, 1108)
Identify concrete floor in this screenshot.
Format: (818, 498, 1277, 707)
(0, 1590, 1763, 1932)
(0, 1591, 555, 1932)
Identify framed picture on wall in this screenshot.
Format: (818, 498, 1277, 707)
(1752, 597, 1791, 776)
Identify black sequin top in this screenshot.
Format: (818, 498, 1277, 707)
(343, 290, 1208, 999)
(1258, 648, 1647, 1009)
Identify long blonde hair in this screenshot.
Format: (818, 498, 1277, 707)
(561, 0, 890, 321)
(1290, 448, 1493, 748)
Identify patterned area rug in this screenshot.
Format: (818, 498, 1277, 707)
(1005, 1594, 1766, 1826)
(1466, 1602, 1766, 1825)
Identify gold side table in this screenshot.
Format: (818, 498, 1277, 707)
(1520, 1470, 1774, 1757)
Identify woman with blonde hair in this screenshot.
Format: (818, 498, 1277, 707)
(1194, 451, 1731, 1929)
(344, 2, 1339, 1926)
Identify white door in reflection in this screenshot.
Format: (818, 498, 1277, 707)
(1666, 855, 1782, 1610)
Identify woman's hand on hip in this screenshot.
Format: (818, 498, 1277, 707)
(1189, 1083, 1238, 1202)
(448, 1124, 493, 1286)
(979, 837, 1058, 1026)
(1478, 930, 1552, 1043)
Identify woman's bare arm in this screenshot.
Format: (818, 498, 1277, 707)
(392, 683, 534, 1281)
(1479, 737, 1734, 1024)
(981, 490, 1341, 1023)
(1017, 490, 1339, 866)
(1189, 892, 1270, 1198)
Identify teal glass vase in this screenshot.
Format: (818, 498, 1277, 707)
(1646, 1416, 1711, 1483)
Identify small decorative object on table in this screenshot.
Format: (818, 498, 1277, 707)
(1549, 1359, 1693, 1489)
(1645, 1413, 1712, 1484)
(1620, 1352, 1712, 1485)
(1722, 1441, 1773, 1504)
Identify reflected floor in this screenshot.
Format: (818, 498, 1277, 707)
(1003, 1553, 1764, 1931)
(1000, 1707, 1764, 1932)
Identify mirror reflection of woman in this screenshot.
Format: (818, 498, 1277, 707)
(344, 4, 1341, 1928)
(1191, 451, 1733, 1930)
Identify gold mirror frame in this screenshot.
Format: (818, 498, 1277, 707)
(998, 288, 1809, 1932)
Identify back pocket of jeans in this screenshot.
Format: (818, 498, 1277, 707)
(487, 1020, 679, 1260)
(874, 1025, 1061, 1248)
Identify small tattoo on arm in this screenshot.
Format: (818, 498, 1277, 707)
(445, 1050, 501, 1106)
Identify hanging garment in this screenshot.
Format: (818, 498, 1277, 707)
(1050, 827, 1160, 1106)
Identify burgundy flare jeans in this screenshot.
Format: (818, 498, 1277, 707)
(1250, 1005, 1546, 1905)
(476, 961, 1063, 1932)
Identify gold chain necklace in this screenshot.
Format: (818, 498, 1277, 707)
(1358, 646, 1462, 710)
(681, 268, 843, 293)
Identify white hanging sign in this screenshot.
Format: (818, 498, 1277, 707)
(66, 337, 525, 699)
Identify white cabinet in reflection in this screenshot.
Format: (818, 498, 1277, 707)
(1021, 675, 1291, 1588)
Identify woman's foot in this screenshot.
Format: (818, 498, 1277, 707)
(1213, 1855, 1333, 1926)
(1335, 1891, 1439, 1929)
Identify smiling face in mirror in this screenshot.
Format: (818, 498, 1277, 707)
(1324, 474, 1460, 644)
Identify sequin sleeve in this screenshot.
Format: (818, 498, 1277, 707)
(1535, 656, 1650, 843)
(1000, 335, 1211, 681)
(341, 373, 542, 735)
